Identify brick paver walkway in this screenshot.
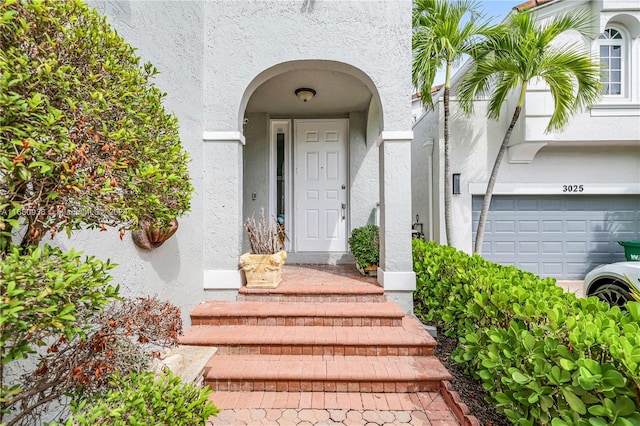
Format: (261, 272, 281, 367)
(183, 264, 469, 426)
(208, 391, 459, 425)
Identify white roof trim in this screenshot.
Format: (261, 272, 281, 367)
(469, 183, 640, 195)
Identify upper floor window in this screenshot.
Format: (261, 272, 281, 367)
(598, 28, 624, 96)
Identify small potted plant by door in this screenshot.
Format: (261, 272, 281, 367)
(348, 224, 379, 277)
(240, 209, 287, 288)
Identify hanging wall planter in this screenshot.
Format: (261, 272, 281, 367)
(132, 218, 179, 250)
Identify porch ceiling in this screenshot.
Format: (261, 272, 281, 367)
(245, 69, 372, 115)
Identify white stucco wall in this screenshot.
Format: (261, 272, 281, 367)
(201, 0, 415, 289)
(411, 109, 437, 241)
(242, 112, 270, 243)
(349, 111, 380, 230)
(62, 0, 415, 315)
(53, 1, 208, 327)
(203, 0, 412, 132)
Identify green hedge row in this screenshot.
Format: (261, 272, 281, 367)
(413, 240, 640, 426)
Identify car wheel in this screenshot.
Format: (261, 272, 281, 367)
(591, 281, 631, 307)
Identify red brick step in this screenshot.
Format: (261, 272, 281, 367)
(204, 354, 453, 393)
(189, 301, 404, 326)
(237, 282, 386, 303)
(180, 316, 436, 356)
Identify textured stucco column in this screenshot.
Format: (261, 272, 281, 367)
(377, 131, 416, 313)
(202, 131, 245, 299)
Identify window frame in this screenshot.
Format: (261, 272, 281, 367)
(596, 24, 629, 100)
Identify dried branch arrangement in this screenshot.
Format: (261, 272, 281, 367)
(245, 208, 285, 254)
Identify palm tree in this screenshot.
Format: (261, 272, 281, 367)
(412, 0, 493, 246)
(457, 9, 601, 254)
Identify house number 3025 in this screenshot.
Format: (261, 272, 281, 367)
(562, 185, 584, 193)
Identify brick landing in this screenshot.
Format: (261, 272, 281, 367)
(181, 264, 478, 425)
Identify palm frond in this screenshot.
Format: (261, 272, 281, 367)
(457, 8, 601, 129)
(412, 0, 493, 109)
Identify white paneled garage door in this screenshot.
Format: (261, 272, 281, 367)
(472, 195, 640, 279)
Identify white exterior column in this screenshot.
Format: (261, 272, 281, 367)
(202, 131, 245, 297)
(377, 131, 416, 313)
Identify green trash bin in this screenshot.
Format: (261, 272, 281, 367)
(618, 241, 640, 261)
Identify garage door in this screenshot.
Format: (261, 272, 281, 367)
(472, 195, 640, 279)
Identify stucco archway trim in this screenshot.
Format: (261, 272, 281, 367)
(203, 131, 246, 145)
(376, 131, 414, 147)
(237, 60, 384, 131)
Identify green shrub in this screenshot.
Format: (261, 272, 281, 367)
(413, 240, 640, 426)
(0, 0, 194, 422)
(0, 0, 193, 251)
(348, 224, 379, 269)
(63, 371, 219, 425)
(0, 244, 119, 364)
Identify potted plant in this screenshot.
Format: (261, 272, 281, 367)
(348, 224, 379, 276)
(239, 209, 287, 288)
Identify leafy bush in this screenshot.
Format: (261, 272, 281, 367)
(0, 0, 195, 423)
(0, 0, 193, 251)
(1, 244, 118, 365)
(63, 371, 219, 425)
(413, 240, 640, 426)
(348, 224, 379, 269)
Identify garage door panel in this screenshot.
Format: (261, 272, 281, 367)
(519, 242, 539, 253)
(542, 263, 563, 275)
(495, 221, 516, 232)
(520, 263, 539, 273)
(613, 199, 639, 210)
(494, 199, 517, 210)
(611, 221, 637, 233)
(566, 199, 587, 210)
(542, 199, 562, 210)
(589, 220, 608, 232)
(519, 221, 539, 232)
(589, 241, 613, 254)
(543, 221, 563, 232)
(473, 195, 640, 279)
(517, 199, 539, 210)
(542, 242, 562, 253)
(566, 241, 587, 253)
(495, 241, 516, 254)
(567, 263, 588, 275)
(567, 221, 587, 232)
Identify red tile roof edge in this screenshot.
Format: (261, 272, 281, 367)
(412, 84, 444, 100)
(514, 0, 554, 12)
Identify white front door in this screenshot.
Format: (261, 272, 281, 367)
(295, 119, 348, 252)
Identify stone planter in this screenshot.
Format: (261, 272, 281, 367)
(239, 251, 287, 288)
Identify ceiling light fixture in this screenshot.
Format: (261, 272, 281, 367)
(295, 87, 316, 102)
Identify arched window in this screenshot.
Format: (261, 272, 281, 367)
(598, 28, 624, 96)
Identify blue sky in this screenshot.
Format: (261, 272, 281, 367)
(432, 0, 519, 85)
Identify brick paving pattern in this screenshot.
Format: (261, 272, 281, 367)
(182, 265, 464, 425)
(208, 391, 459, 425)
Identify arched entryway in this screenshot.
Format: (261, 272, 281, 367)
(240, 60, 383, 263)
